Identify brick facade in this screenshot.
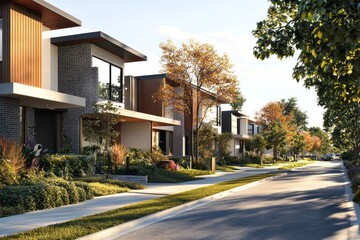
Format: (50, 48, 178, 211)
(58, 43, 98, 153)
(0, 97, 20, 142)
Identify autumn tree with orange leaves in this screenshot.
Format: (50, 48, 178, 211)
(256, 102, 294, 160)
(157, 39, 240, 161)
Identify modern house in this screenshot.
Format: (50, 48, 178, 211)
(124, 74, 223, 157)
(221, 110, 261, 156)
(0, 0, 180, 153)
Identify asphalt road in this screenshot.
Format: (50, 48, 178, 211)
(115, 161, 358, 240)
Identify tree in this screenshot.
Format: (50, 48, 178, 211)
(280, 97, 308, 131)
(158, 39, 240, 161)
(248, 134, 267, 156)
(253, 0, 360, 159)
(289, 131, 305, 161)
(230, 90, 246, 112)
(308, 127, 332, 155)
(324, 102, 360, 160)
(256, 102, 293, 160)
(82, 101, 119, 176)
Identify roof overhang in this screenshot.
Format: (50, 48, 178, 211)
(114, 109, 180, 126)
(12, 0, 81, 29)
(0, 83, 86, 109)
(51, 32, 147, 63)
(83, 108, 180, 127)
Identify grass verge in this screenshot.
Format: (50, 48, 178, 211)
(88, 183, 128, 196)
(148, 169, 198, 183)
(216, 165, 238, 172)
(277, 161, 316, 170)
(3, 172, 279, 240)
(179, 169, 214, 176)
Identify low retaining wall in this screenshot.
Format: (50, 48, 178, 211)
(109, 175, 148, 185)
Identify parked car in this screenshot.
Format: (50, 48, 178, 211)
(321, 153, 336, 161)
(334, 154, 341, 160)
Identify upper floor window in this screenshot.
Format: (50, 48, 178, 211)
(0, 18, 2, 61)
(248, 124, 254, 135)
(92, 56, 123, 102)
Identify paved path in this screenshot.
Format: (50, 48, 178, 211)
(0, 168, 275, 237)
(116, 161, 359, 240)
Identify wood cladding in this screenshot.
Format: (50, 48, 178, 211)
(1, 1, 42, 87)
(138, 78, 163, 117)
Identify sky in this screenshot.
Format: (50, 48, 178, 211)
(47, 0, 325, 128)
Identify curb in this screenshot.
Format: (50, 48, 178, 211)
(340, 161, 360, 240)
(77, 172, 288, 240)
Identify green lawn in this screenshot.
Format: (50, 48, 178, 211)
(3, 172, 279, 240)
(216, 165, 238, 172)
(277, 161, 316, 170)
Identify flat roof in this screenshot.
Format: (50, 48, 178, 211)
(0, 82, 86, 109)
(14, 0, 81, 29)
(51, 31, 147, 63)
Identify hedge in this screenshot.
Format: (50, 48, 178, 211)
(43, 154, 95, 179)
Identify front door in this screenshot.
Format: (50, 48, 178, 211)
(34, 109, 62, 153)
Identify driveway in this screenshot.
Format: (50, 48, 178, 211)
(115, 161, 359, 240)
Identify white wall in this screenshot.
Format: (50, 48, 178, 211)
(240, 117, 248, 136)
(42, 27, 58, 91)
(121, 122, 152, 151)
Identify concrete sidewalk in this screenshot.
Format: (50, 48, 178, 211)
(0, 167, 276, 237)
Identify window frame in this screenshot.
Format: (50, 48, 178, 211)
(92, 56, 123, 103)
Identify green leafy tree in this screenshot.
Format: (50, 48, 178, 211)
(262, 120, 288, 161)
(308, 127, 332, 155)
(280, 97, 308, 131)
(324, 102, 360, 159)
(248, 134, 267, 156)
(253, 0, 360, 159)
(82, 101, 119, 175)
(230, 90, 246, 112)
(289, 131, 305, 161)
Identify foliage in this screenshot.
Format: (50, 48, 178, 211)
(324, 101, 360, 160)
(115, 164, 156, 176)
(308, 127, 332, 154)
(149, 146, 168, 163)
(280, 97, 308, 131)
(0, 183, 69, 216)
(230, 90, 246, 112)
(179, 168, 214, 176)
(288, 131, 305, 161)
(247, 134, 267, 155)
(351, 174, 360, 192)
(353, 189, 360, 203)
(3, 173, 278, 240)
(148, 169, 197, 183)
(197, 122, 217, 159)
(74, 176, 144, 189)
(111, 143, 127, 167)
(157, 39, 240, 160)
(44, 154, 95, 179)
(277, 161, 315, 170)
(253, 0, 360, 159)
(256, 102, 293, 160)
(82, 101, 119, 174)
(0, 160, 19, 187)
(155, 160, 178, 171)
(0, 138, 26, 174)
(87, 182, 128, 196)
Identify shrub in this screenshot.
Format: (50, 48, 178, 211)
(0, 183, 69, 214)
(156, 160, 177, 171)
(0, 160, 19, 187)
(342, 151, 354, 161)
(74, 176, 144, 189)
(44, 178, 79, 204)
(73, 181, 95, 199)
(179, 169, 213, 176)
(115, 164, 156, 176)
(76, 186, 87, 202)
(0, 138, 26, 173)
(111, 144, 127, 166)
(347, 165, 360, 180)
(354, 189, 360, 203)
(170, 156, 191, 169)
(149, 146, 167, 163)
(19, 169, 45, 185)
(351, 174, 360, 192)
(44, 154, 95, 179)
(148, 169, 196, 183)
(88, 182, 128, 196)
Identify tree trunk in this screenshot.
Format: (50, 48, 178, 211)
(354, 145, 360, 161)
(273, 146, 277, 163)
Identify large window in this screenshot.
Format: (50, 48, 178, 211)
(92, 56, 123, 102)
